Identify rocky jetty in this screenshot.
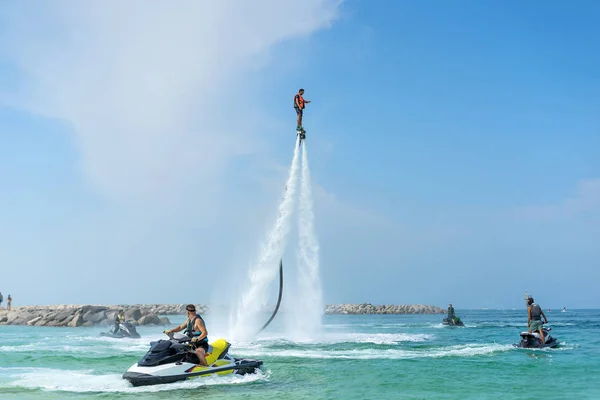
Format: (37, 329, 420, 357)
(0, 303, 443, 327)
(324, 303, 444, 315)
(0, 304, 208, 327)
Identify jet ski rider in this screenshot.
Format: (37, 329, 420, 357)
(447, 304, 456, 321)
(527, 297, 548, 344)
(114, 309, 126, 332)
(164, 304, 209, 366)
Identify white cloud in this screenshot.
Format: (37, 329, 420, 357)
(513, 178, 600, 221)
(0, 0, 342, 206)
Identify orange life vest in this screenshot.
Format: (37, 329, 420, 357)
(294, 94, 305, 109)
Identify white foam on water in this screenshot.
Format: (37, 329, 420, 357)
(0, 335, 161, 355)
(244, 331, 434, 346)
(235, 343, 513, 360)
(2, 367, 268, 393)
(338, 332, 433, 344)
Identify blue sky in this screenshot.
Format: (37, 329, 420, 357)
(0, 0, 598, 309)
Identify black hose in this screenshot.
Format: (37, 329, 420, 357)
(258, 258, 283, 333)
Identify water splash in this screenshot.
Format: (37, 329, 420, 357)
(229, 136, 302, 339)
(286, 144, 323, 339)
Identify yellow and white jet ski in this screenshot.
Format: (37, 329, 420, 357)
(124, 259, 283, 387)
(123, 334, 262, 386)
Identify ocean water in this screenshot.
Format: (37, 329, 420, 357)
(1, 309, 599, 399)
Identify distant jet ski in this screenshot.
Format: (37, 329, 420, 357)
(442, 317, 464, 327)
(514, 325, 559, 349)
(100, 321, 141, 339)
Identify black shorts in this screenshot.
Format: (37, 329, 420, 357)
(295, 107, 303, 116)
(192, 339, 209, 352)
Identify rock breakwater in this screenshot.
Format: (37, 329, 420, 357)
(324, 303, 444, 314)
(0, 304, 209, 327)
(0, 303, 443, 326)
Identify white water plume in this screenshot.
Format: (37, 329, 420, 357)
(229, 136, 302, 339)
(286, 144, 323, 339)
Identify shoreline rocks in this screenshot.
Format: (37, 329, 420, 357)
(0, 303, 444, 327)
(0, 304, 210, 327)
(324, 303, 445, 315)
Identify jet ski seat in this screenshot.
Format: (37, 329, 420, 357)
(204, 339, 232, 365)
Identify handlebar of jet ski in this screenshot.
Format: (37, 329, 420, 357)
(166, 331, 193, 343)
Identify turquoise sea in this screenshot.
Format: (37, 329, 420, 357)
(1, 309, 599, 399)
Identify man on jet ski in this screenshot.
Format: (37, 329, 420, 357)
(527, 297, 549, 344)
(114, 309, 126, 332)
(447, 304, 460, 324)
(164, 304, 209, 366)
(447, 304, 455, 319)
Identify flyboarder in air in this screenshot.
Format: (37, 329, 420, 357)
(294, 88, 310, 144)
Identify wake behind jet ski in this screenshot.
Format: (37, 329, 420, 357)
(100, 321, 141, 339)
(514, 324, 559, 349)
(123, 259, 284, 387)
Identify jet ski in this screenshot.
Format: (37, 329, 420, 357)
(123, 333, 262, 386)
(515, 325, 558, 349)
(123, 259, 284, 387)
(100, 321, 141, 339)
(443, 317, 464, 327)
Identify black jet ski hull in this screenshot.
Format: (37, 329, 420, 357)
(100, 321, 141, 339)
(100, 331, 141, 339)
(123, 359, 263, 387)
(443, 318, 464, 327)
(514, 337, 559, 349)
(514, 328, 559, 348)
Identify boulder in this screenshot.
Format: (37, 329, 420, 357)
(125, 308, 142, 321)
(55, 310, 75, 324)
(68, 312, 83, 327)
(137, 314, 160, 325)
(83, 310, 107, 324)
(81, 305, 108, 315)
(27, 316, 43, 326)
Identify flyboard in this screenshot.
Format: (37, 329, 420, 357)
(296, 127, 306, 146)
